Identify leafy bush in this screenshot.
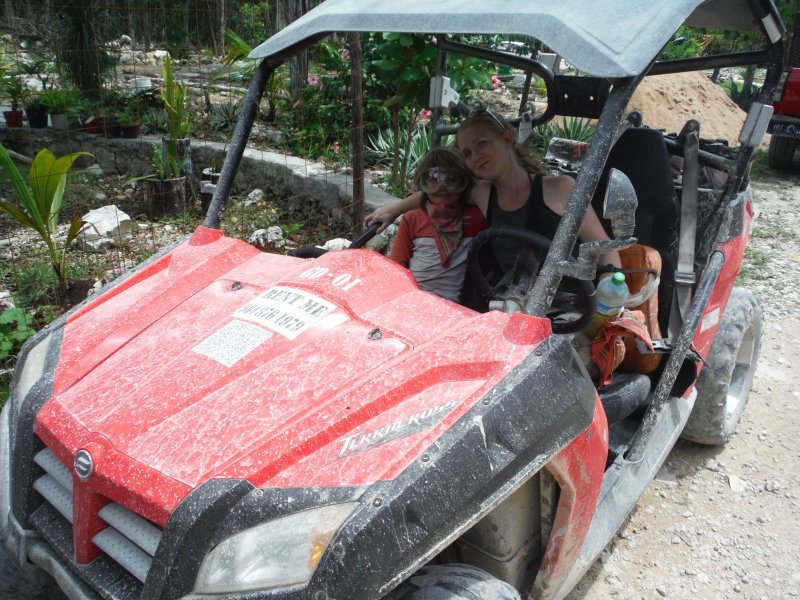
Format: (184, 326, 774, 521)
(142, 108, 168, 134)
(210, 100, 241, 132)
(530, 117, 596, 156)
(0, 307, 35, 362)
(279, 71, 389, 158)
(367, 121, 454, 190)
(727, 80, 761, 111)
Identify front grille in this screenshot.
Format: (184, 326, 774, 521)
(31, 446, 165, 596)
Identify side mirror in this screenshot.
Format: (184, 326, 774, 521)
(603, 168, 637, 239)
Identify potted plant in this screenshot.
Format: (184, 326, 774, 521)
(118, 93, 143, 138)
(144, 142, 187, 218)
(161, 55, 191, 181)
(1, 75, 25, 128)
(25, 95, 48, 128)
(41, 89, 81, 130)
(118, 107, 142, 138)
(0, 143, 91, 304)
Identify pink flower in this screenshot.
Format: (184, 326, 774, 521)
(492, 75, 502, 89)
(418, 108, 432, 122)
(333, 142, 340, 154)
(307, 75, 320, 87)
(339, 48, 350, 61)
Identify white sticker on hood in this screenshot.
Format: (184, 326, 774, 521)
(192, 320, 273, 367)
(234, 286, 339, 339)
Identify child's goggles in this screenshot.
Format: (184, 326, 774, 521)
(420, 169, 468, 194)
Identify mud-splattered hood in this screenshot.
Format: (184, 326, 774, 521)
(33, 228, 552, 522)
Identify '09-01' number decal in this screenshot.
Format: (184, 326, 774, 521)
(298, 266, 363, 291)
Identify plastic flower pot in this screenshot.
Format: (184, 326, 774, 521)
(25, 103, 48, 128)
(3, 110, 23, 128)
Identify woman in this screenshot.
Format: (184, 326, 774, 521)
(367, 106, 620, 273)
(389, 147, 486, 302)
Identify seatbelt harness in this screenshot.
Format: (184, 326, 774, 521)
(670, 119, 700, 337)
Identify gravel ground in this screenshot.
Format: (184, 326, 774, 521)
(1, 168, 798, 600)
(567, 167, 800, 600)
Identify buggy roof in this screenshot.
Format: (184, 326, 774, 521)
(251, 0, 771, 78)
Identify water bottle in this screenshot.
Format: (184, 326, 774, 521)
(584, 272, 629, 339)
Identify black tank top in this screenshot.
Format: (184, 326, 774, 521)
(486, 174, 565, 273)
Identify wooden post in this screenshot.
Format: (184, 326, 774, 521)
(348, 33, 365, 234)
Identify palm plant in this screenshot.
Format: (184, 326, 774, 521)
(0, 144, 90, 291)
(161, 56, 190, 179)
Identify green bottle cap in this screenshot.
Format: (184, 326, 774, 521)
(612, 272, 626, 285)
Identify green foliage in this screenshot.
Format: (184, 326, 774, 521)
(659, 27, 707, 60)
(363, 32, 492, 189)
(41, 89, 81, 114)
(737, 246, 770, 283)
(210, 100, 241, 132)
(557, 116, 597, 142)
(0, 74, 24, 110)
(228, 1, 270, 46)
(0, 308, 35, 362)
(142, 108, 168, 135)
(727, 80, 762, 111)
(12, 260, 60, 307)
(161, 56, 190, 179)
(0, 145, 91, 290)
(530, 117, 596, 155)
(530, 122, 560, 156)
(367, 121, 453, 191)
(211, 29, 288, 122)
(279, 69, 388, 157)
(57, 0, 114, 94)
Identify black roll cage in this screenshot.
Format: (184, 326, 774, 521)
(205, 4, 784, 323)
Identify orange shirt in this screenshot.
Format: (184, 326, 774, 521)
(390, 207, 486, 301)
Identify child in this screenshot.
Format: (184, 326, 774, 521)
(390, 147, 486, 302)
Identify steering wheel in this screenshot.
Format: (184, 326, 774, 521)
(287, 223, 381, 258)
(467, 227, 596, 334)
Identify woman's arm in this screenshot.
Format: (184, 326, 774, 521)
(365, 192, 422, 232)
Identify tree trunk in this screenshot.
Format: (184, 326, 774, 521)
(184, 0, 191, 50)
(348, 33, 365, 234)
(220, 0, 226, 55)
(742, 64, 756, 92)
(4, 0, 13, 23)
(389, 106, 401, 189)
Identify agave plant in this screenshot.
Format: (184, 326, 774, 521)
(0, 144, 90, 291)
(367, 122, 454, 189)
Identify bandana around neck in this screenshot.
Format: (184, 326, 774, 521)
(425, 202, 464, 267)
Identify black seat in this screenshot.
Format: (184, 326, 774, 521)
(592, 127, 680, 335)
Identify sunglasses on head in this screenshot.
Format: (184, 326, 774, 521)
(420, 168, 468, 194)
(467, 101, 507, 131)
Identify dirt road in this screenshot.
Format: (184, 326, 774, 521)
(568, 168, 800, 600)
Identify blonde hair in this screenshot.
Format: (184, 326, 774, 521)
(457, 111, 548, 176)
(413, 146, 475, 208)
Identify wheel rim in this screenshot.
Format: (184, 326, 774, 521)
(724, 321, 757, 425)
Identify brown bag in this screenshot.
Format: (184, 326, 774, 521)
(618, 244, 663, 374)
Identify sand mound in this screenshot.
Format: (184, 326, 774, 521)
(628, 71, 746, 143)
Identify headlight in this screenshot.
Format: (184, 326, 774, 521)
(194, 502, 357, 594)
(14, 330, 55, 409)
